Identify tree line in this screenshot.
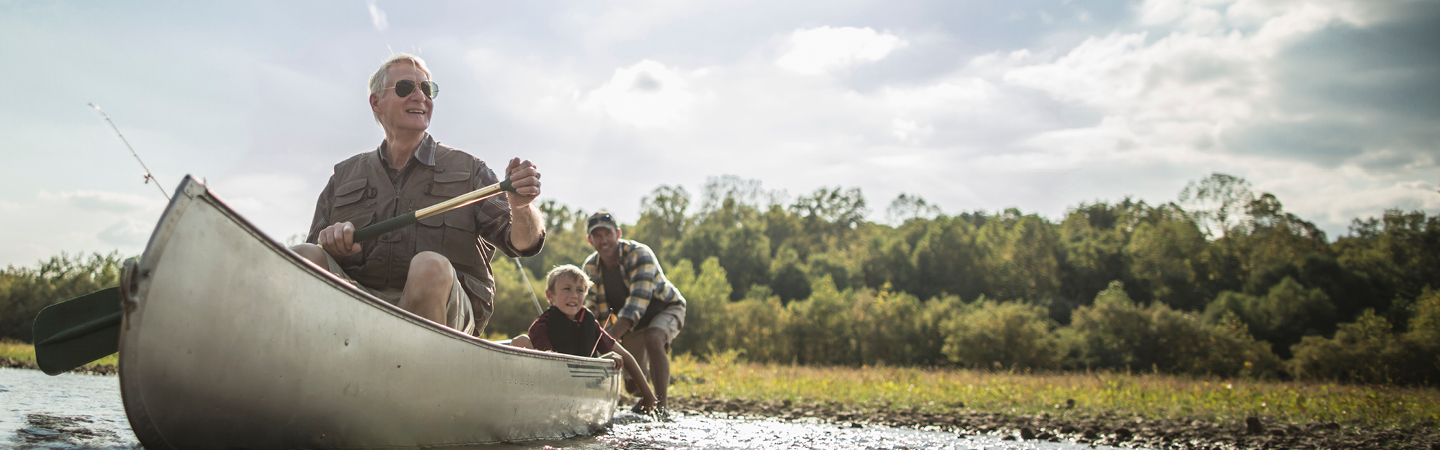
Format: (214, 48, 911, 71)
(2, 173, 1436, 385)
(489, 173, 1440, 385)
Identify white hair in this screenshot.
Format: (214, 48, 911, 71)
(368, 53, 432, 123)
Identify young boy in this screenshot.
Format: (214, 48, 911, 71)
(511, 265, 657, 413)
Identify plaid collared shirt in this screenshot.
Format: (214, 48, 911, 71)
(582, 239, 685, 323)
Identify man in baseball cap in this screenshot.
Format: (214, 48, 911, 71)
(580, 210, 687, 413)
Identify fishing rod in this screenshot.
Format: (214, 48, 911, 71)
(89, 103, 169, 201)
(513, 258, 545, 315)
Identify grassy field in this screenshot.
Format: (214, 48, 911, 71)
(0, 339, 118, 368)
(669, 350, 1440, 428)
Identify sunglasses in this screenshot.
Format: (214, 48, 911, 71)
(385, 79, 440, 99)
(588, 214, 613, 228)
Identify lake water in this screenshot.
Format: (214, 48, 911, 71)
(2, 368, 1137, 450)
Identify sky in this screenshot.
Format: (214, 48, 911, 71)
(2, 0, 1438, 267)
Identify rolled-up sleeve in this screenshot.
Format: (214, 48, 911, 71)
(617, 245, 662, 323)
(471, 162, 544, 258)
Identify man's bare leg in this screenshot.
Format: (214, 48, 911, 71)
(291, 243, 328, 268)
(398, 251, 452, 324)
(644, 327, 670, 408)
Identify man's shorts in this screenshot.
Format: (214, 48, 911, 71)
(320, 251, 475, 335)
(618, 301, 685, 369)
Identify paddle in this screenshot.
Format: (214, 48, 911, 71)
(352, 178, 515, 242)
(31, 178, 518, 375)
(32, 287, 123, 375)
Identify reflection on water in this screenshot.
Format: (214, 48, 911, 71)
(2, 368, 1134, 450)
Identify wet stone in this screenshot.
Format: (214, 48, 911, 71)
(1246, 416, 1264, 434)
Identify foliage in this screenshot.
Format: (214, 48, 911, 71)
(0, 252, 124, 343)
(1289, 288, 1440, 385)
(940, 299, 1059, 370)
(1067, 282, 1281, 377)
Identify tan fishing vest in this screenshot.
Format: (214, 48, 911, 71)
(325, 144, 497, 328)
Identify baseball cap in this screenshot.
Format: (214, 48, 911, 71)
(586, 211, 618, 234)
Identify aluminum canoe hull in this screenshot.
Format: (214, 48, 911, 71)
(117, 176, 621, 449)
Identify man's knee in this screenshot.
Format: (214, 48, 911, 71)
(292, 243, 326, 266)
(644, 327, 668, 350)
(408, 252, 453, 284)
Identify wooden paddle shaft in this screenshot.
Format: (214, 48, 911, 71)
(352, 179, 514, 243)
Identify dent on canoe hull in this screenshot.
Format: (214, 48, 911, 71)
(118, 176, 622, 449)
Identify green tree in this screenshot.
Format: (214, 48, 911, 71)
(630, 185, 691, 261)
(0, 252, 124, 342)
(789, 186, 867, 259)
(1178, 172, 1254, 238)
(941, 299, 1060, 370)
(1124, 208, 1206, 310)
(885, 192, 942, 225)
(1068, 281, 1278, 376)
(666, 257, 732, 356)
(1205, 277, 1336, 358)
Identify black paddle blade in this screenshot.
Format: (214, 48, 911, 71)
(33, 287, 123, 375)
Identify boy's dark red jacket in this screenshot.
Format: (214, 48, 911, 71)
(527, 306, 616, 357)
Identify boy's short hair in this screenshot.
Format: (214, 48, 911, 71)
(545, 264, 591, 293)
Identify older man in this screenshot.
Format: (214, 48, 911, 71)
(293, 53, 544, 334)
(581, 211, 686, 411)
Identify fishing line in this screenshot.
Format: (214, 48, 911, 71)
(514, 258, 545, 315)
(89, 103, 169, 201)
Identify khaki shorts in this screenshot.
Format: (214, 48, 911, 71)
(618, 301, 685, 371)
(321, 252, 474, 335)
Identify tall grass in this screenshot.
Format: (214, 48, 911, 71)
(670, 352, 1440, 428)
(0, 339, 118, 368)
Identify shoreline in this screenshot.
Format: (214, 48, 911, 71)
(0, 356, 117, 376)
(5, 360, 1434, 449)
(668, 395, 1436, 449)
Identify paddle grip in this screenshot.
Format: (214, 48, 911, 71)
(353, 212, 418, 243)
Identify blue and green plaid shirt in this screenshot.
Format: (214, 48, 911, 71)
(582, 239, 685, 323)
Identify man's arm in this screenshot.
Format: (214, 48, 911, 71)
(607, 243, 662, 336)
(505, 158, 544, 253)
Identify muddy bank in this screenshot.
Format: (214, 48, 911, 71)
(0, 357, 117, 376)
(672, 396, 1439, 450)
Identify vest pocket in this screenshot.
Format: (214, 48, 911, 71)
(429, 171, 472, 198)
(416, 211, 480, 268)
(334, 178, 369, 208)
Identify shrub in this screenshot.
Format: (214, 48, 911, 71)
(0, 253, 123, 342)
(941, 298, 1060, 370)
(1068, 281, 1279, 377)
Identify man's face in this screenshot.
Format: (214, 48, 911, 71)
(587, 227, 621, 260)
(546, 276, 587, 318)
(371, 64, 433, 134)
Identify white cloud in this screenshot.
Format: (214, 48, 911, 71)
(209, 173, 316, 241)
(40, 189, 166, 214)
(97, 217, 153, 247)
(367, 0, 389, 32)
(582, 60, 704, 129)
(776, 26, 908, 75)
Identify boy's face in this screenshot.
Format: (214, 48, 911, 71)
(546, 275, 587, 319)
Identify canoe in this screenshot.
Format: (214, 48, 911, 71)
(115, 176, 622, 449)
